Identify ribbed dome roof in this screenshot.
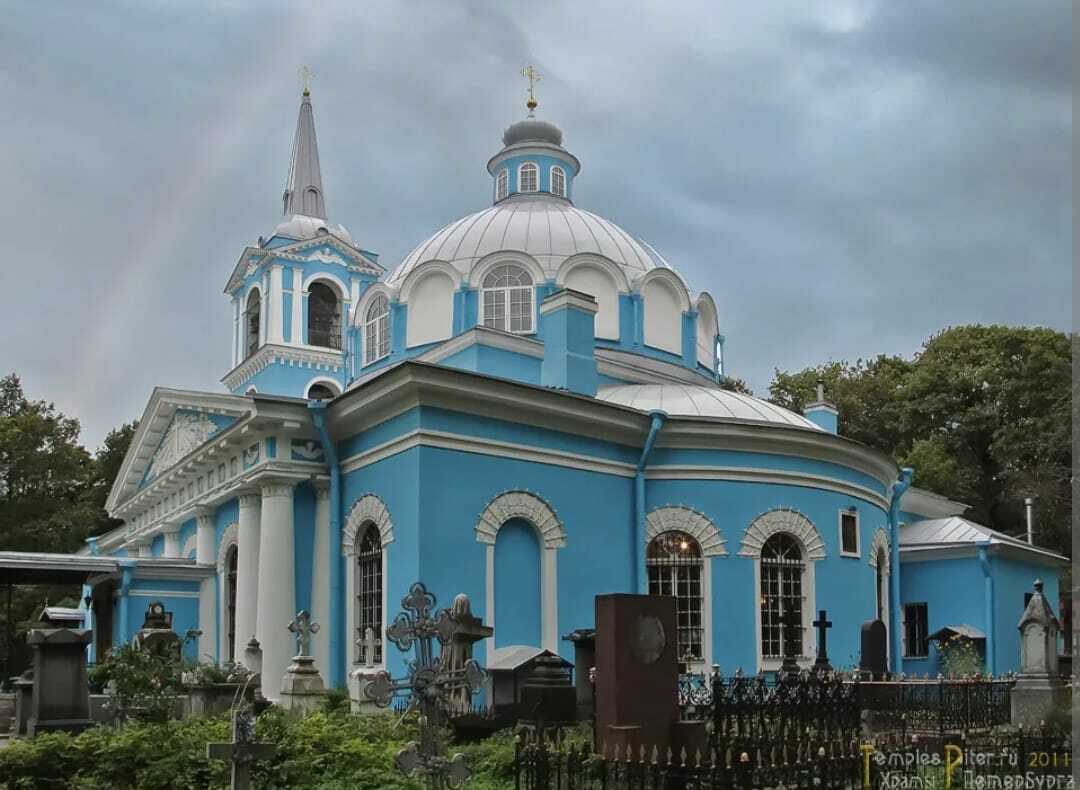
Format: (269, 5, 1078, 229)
(596, 384, 822, 430)
(273, 213, 354, 246)
(387, 195, 676, 286)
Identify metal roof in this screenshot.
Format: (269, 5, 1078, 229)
(928, 624, 986, 641)
(387, 195, 678, 287)
(596, 383, 823, 430)
(283, 89, 326, 220)
(900, 516, 1068, 563)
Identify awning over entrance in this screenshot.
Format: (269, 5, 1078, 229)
(0, 551, 211, 585)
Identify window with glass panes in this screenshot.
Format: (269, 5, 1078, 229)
(482, 264, 533, 333)
(519, 162, 538, 192)
(760, 533, 804, 659)
(496, 168, 508, 201)
(226, 546, 238, 661)
(364, 295, 390, 364)
(356, 525, 383, 664)
(551, 166, 566, 197)
(647, 531, 703, 661)
(840, 511, 858, 554)
(903, 603, 929, 658)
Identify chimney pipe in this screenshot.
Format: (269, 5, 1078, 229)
(815, 378, 825, 403)
(1024, 497, 1034, 545)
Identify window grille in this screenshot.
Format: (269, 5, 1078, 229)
(551, 166, 566, 198)
(760, 533, 804, 659)
(364, 295, 390, 364)
(903, 603, 929, 658)
(519, 162, 538, 192)
(840, 512, 858, 554)
(308, 282, 342, 349)
(356, 525, 383, 664)
(647, 531, 703, 661)
(482, 264, 534, 333)
(226, 546, 238, 661)
(496, 168, 508, 201)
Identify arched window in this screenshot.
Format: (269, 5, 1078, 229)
(647, 531, 703, 661)
(355, 524, 383, 664)
(364, 294, 390, 364)
(875, 547, 887, 623)
(482, 264, 534, 333)
(308, 282, 342, 349)
(550, 165, 566, 198)
(518, 162, 538, 193)
(760, 533, 804, 660)
(245, 289, 261, 357)
(225, 545, 238, 661)
(307, 383, 337, 400)
(496, 168, 508, 201)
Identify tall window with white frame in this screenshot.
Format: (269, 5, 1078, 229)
(356, 524, 383, 665)
(308, 282, 342, 349)
(364, 294, 390, 364)
(550, 165, 566, 198)
(518, 162, 538, 192)
(647, 531, 703, 662)
(225, 546, 238, 661)
(760, 533, 804, 660)
(482, 264, 534, 333)
(244, 290, 261, 357)
(496, 168, 508, 201)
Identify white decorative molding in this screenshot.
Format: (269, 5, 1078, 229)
(222, 343, 343, 392)
(645, 506, 727, 557)
(868, 528, 890, 571)
(305, 249, 347, 265)
(145, 412, 220, 482)
(343, 494, 395, 553)
(180, 532, 196, 559)
(475, 490, 565, 549)
(216, 523, 239, 572)
(739, 508, 825, 560)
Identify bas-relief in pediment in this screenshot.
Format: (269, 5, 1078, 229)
(142, 410, 233, 486)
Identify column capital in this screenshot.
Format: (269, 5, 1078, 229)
(238, 491, 262, 509)
(314, 481, 331, 500)
(260, 480, 296, 499)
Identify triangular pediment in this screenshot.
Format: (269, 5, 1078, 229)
(140, 409, 236, 488)
(224, 234, 382, 295)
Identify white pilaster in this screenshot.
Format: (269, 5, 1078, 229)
(542, 547, 558, 652)
(235, 492, 262, 663)
(291, 268, 303, 345)
(268, 264, 285, 344)
(255, 481, 296, 699)
(195, 509, 218, 662)
(163, 529, 181, 558)
(139, 540, 153, 558)
(232, 297, 240, 367)
(311, 483, 331, 667)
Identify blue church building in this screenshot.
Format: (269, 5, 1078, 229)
(29, 85, 1062, 699)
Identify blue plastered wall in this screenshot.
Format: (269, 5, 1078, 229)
(990, 556, 1061, 673)
(899, 557, 985, 676)
(115, 578, 202, 661)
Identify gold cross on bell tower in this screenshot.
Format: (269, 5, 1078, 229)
(298, 65, 315, 96)
(521, 65, 541, 116)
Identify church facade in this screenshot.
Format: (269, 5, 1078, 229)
(73, 86, 1063, 699)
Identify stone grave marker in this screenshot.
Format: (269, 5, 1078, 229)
(25, 627, 94, 735)
(859, 620, 888, 679)
(280, 610, 326, 716)
(1011, 580, 1067, 727)
(207, 705, 277, 790)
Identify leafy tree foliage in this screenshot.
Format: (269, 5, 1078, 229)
(769, 326, 1071, 557)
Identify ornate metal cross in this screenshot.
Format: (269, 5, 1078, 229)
(812, 609, 833, 672)
(521, 64, 541, 114)
(287, 610, 319, 658)
(298, 65, 315, 95)
(206, 705, 277, 790)
(363, 581, 486, 789)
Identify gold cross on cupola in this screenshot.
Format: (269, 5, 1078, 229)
(521, 64, 541, 116)
(298, 65, 315, 96)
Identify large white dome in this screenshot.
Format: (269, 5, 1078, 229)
(597, 383, 822, 430)
(386, 195, 678, 287)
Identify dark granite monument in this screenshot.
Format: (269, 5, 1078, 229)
(563, 627, 596, 722)
(859, 619, 888, 679)
(25, 627, 94, 735)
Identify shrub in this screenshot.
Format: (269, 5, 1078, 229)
(937, 635, 985, 677)
(88, 642, 185, 722)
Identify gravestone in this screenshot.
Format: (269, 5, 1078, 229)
(859, 620, 888, 679)
(516, 652, 577, 729)
(280, 611, 326, 716)
(594, 593, 678, 756)
(562, 628, 596, 722)
(11, 670, 33, 736)
(25, 628, 94, 735)
(1011, 580, 1067, 727)
(133, 601, 181, 659)
(444, 594, 492, 714)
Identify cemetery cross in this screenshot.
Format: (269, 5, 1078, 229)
(287, 610, 319, 658)
(206, 705, 277, 790)
(812, 609, 833, 672)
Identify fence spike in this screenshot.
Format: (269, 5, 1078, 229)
(638, 744, 646, 764)
(651, 744, 659, 765)
(694, 747, 702, 768)
(680, 746, 688, 767)
(625, 742, 632, 763)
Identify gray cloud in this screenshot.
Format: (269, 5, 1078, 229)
(0, 0, 1070, 449)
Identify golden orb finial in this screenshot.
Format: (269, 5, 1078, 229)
(521, 64, 541, 116)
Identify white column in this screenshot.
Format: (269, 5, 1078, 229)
(163, 528, 180, 558)
(255, 481, 296, 699)
(139, 540, 153, 558)
(195, 509, 218, 662)
(268, 264, 284, 344)
(235, 492, 262, 663)
(311, 483, 332, 668)
(291, 269, 304, 346)
(232, 297, 240, 366)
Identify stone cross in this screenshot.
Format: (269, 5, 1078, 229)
(287, 610, 319, 658)
(812, 609, 833, 672)
(206, 706, 277, 790)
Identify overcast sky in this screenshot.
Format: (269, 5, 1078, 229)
(0, 1, 1071, 451)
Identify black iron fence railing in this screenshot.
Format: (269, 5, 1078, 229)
(855, 677, 1014, 735)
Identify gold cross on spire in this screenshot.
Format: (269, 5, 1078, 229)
(298, 65, 315, 96)
(521, 64, 541, 116)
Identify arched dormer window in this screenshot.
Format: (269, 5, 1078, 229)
(308, 282, 342, 349)
(364, 294, 391, 364)
(518, 162, 538, 193)
(496, 169, 508, 202)
(550, 165, 566, 198)
(482, 264, 534, 333)
(647, 531, 703, 661)
(244, 289, 261, 357)
(760, 533, 804, 660)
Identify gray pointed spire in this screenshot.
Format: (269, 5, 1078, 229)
(282, 89, 326, 220)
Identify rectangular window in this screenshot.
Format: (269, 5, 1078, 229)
(903, 603, 929, 657)
(840, 511, 859, 556)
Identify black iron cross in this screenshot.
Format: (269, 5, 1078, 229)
(362, 581, 485, 789)
(812, 609, 833, 672)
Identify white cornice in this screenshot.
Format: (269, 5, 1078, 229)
(595, 347, 714, 386)
(222, 344, 344, 392)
